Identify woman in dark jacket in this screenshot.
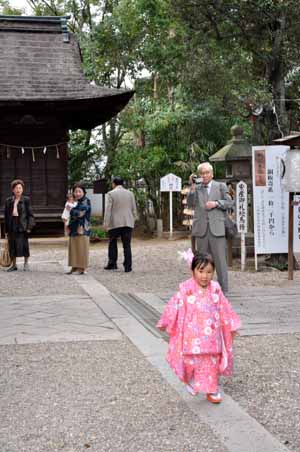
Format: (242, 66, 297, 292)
(4, 179, 35, 272)
(67, 183, 91, 274)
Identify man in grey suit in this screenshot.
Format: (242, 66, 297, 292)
(103, 177, 137, 272)
(187, 162, 233, 293)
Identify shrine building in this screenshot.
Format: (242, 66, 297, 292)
(0, 15, 133, 235)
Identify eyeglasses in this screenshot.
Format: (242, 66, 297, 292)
(200, 171, 212, 176)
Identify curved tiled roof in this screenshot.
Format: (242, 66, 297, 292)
(0, 16, 134, 127)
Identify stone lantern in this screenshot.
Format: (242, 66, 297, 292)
(209, 125, 253, 234)
(209, 125, 252, 185)
(210, 125, 254, 257)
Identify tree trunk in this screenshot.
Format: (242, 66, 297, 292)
(153, 73, 159, 100)
(167, 81, 175, 109)
(268, 12, 289, 140)
(102, 117, 121, 179)
(270, 67, 289, 139)
(252, 12, 289, 144)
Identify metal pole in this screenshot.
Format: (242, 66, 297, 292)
(288, 192, 294, 280)
(255, 252, 258, 271)
(169, 191, 173, 239)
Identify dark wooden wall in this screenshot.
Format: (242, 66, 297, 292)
(0, 145, 68, 214)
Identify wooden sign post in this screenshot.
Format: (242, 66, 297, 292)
(236, 181, 248, 271)
(288, 194, 300, 280)
(160, 173, 182, 239)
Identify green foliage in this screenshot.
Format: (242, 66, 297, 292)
(91, 227, 107, 239)
(172, 0, 300, 139)
(113, 97, 235, 217)
(90, 216, 102, 226)
(68, 130, 101, 186)
(270, 263, 288, 272)
(0, 0, 23, 14)
(26, 0, 66, 16)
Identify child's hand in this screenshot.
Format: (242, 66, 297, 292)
(231, 331, 239, 339)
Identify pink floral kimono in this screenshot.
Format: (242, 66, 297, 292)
(157, 278, 241, 394)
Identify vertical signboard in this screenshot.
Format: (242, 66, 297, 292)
(236, 181, 248, 271)
(252, 146, 290, 256)
(236, 181, 248, 234)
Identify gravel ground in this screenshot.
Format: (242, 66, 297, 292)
(86, 239, 300, 296)
(224, 334, 300, 452)
(1, 238, 297, 297)
(0, 260, 86, 297)
(0, 339, 229, 452)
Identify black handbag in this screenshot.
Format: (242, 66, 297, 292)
(225, 214, 238, 240)
(218, 183, 237, 240)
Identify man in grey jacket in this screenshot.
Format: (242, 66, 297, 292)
(187, 162, 233, 293)
(103, 176, 137, 272)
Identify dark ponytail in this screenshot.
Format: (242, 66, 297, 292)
(191, 253, 215, 271)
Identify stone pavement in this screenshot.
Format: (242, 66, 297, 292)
(123, 286, 300, 336)
(0, 294, 121, 345)
(0, 258, 299, 452)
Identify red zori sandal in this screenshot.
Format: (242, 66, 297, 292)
(206, 392, 223, 404)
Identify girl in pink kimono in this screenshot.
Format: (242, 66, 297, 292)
(157, 252, 240, 404)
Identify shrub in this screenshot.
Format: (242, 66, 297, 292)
(91, 227, 107, 239)
(91, 216, 102, 226)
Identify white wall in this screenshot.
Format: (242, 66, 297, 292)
(86, 189, 103, 217)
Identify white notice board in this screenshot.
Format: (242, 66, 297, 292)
(160, 173, 182, 192)
(252, 145, 300, 254)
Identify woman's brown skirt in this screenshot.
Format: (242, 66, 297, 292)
(68, 236, 89, 269)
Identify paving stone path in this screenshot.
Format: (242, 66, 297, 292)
(0, 294, 121, 345)
(124, 286, 300, 337)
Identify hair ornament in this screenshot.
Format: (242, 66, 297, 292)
(178, 248, 194, 266)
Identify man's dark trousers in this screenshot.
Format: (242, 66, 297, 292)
(108, 226, 132, 271)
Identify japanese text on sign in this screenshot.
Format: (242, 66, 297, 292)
(160, 173, 182, 192)
(236, 181, 248, 234)
(252, 146, 300, 254)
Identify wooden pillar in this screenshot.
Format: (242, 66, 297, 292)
(227, 238, 233, 268)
